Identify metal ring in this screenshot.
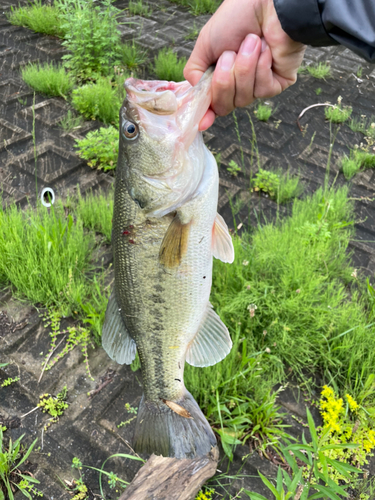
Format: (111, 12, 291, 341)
(41, 187, 55, 207)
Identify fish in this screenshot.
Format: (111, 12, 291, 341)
(102, 68, 235, 459)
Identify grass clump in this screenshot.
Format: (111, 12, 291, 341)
(21, 62, 75, 98)
(59, 110, 84, 133)
(254, 102, 273, 122)
(72, 78, 123, 125)
(7, 0, 65, 37)
(75, 126, 119, 172)
(341, 148, 375, 179)
(153, 48, 186, 82)
(252, 168, 303, 203)
(168, 0, 220, 15)
(119, 41, 148, 72)
(0, 202, 94, 317)
(71, 188, 113, 244)
(128, 0, 153, 17)
(303, 62, 331, 79)
(349, 116, 375, 139)
(187, 187, 375, 442)
(325, 101, 352, 123)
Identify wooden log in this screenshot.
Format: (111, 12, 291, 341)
(119, 446, 219, 500)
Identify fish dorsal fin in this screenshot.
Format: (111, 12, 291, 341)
(212, 213, 235, 263)
(102, 292, 136, 365)
(159, 216, 190, 268)
(186, 303, 232, 367)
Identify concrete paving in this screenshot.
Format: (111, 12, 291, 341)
(1, 0, 375, 498)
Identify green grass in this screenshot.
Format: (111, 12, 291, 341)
(254, 102, 273, 122)
(119, 41, 148, 72)
(315, 87, 322, 96)
(128, 0, 153, 17)
(349, 116, 375, 139)
(168, 0, 220, 15)
(72, 77, 124, 125)
(252, 168, 303, 203)
(70, 188, 113, 244)
(325, 104, 352, 124)
(0, 201, 95, 317)
(59, 110, 84, 134)
(7, 0, 65, 37)
(186, 187, 375, 429)
(21, 63, 75, 98)
(300, 63, 331, 79)
(341, 148, 375, 179)
(75, 126, 119, 172)
(153, 48, 186, 82)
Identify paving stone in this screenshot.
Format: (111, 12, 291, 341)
(0, 1, 375, 497)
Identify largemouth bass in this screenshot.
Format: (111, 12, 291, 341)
(102, 69, 234, 459)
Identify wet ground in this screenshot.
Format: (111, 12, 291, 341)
(1, 0, 375, 498)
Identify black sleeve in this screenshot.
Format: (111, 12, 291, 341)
(273, 0, 375, 62)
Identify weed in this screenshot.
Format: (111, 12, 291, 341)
(71, 187, 113, 244)
(252, 168, 303, 203)
(38, 385, 69, 430)
(349, 116, 375, 139)
(7, 0, 65, 37)
(187, 0, 220, 15)
(75, 126, 119, 171)
(1, 377, 20, 388)
(341, 148, 375, 179)
(195, 487, 215, 500)
(59, 110, 84, 133)
(227, 160, 241, 177)
(128, 0, 153, 17)
(357, 66, 363, 78)
(119, 41, 148, 72)
(60, 0, 122, 80)
(243, 408, 361, 500)
(21, 62, 75, 98)
(185, 23, 200, 41)
(254, 102, 273, 122)
(0, 201, 95, 317)
(72, 78, 123, 125)
(315, 87, 322, 95)
(153, 48, 186, 82)
(70, 453, 144, 498)
(302, 62, 331, 79)
(0, 427, 41, 499)
(325, 98, 352, 123)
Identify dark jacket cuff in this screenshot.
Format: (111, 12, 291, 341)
(273, 0, 337, 47)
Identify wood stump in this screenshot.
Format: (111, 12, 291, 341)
(119, 446, 219, 500)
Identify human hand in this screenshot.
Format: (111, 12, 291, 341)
(184, 0, 306, 130)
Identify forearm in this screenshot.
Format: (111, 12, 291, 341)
(274, 0, 375, 62)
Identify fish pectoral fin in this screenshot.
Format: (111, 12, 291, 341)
(102, 292, 136, 365)
(212, 213, 235, 263)
(159, 216, 190, 268)
(186, 303, 232, 367)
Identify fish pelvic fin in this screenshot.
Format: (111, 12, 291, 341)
(133, 390, 216, 459)
(102, 292, 136, 365)
(212, 213, 235, 263)
(159, 215, 190, 268)
(186, 302, 232, 367)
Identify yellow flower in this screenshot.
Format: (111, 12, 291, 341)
(346, 394, 359, 412)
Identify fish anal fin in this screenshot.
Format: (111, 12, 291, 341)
(186, 303, 232, 367)
(212, 213, 234, 263)
(102, 292, 136, 365)
(159, 216, 190, 268)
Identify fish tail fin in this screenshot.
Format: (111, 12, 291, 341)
(133, 389, 216, 459)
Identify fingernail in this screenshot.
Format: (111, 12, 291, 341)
(219, 51, 235, 71)
(240, 34, 258, 57)
(261, 38, 268, 53)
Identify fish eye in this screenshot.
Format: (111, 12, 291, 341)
(122, 119, 139, 140)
